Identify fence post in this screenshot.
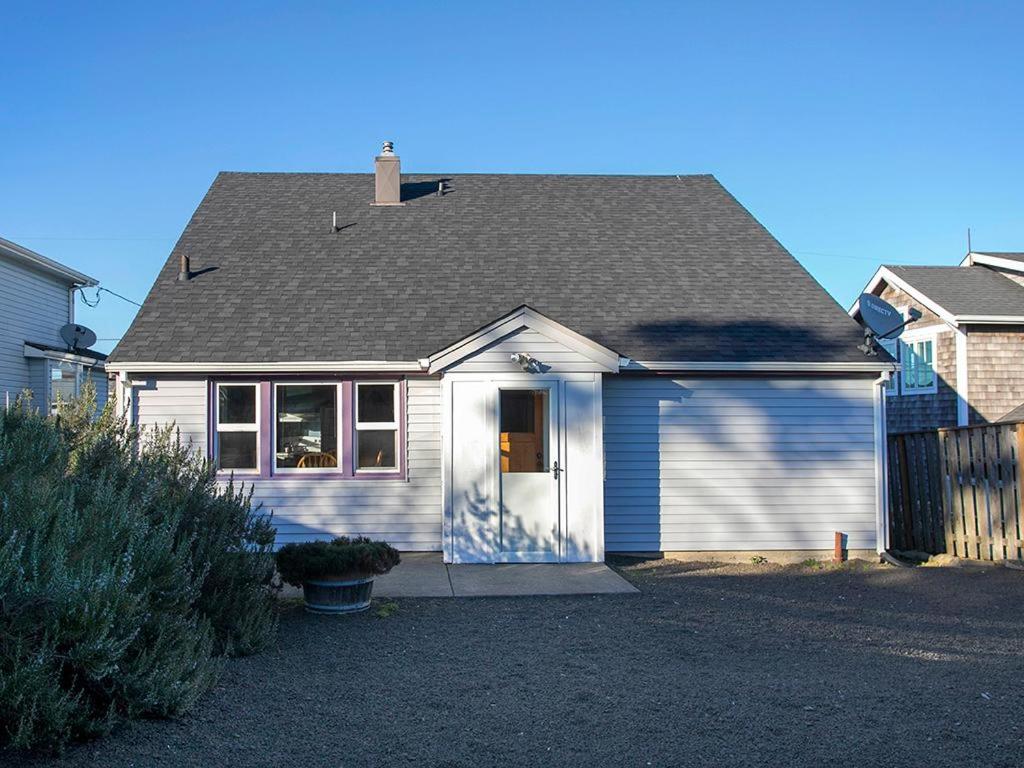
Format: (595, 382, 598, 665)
(897, 435, 913, 550)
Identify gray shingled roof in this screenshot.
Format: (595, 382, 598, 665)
(884, 265, 1024, 317)
(110, 173, 869, 364)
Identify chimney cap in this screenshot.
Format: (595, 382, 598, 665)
(380, 141, 395, 156)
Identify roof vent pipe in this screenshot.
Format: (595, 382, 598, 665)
(177, 254, 191, 282)
(373, 141, 403, 206)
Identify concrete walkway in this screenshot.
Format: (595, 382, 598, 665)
(281, 553, 639, 599)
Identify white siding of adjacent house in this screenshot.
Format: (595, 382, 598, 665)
(130, 376, 443, 551)
(603, 376, 879, 552)
(89, 368, 109, 412)
(0, 256, 71, 404)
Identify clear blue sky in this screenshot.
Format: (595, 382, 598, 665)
(2, 1, 1021, 354)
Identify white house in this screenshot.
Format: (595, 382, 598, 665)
(107, 144, 893, 563)
(0, 236, 107, 412)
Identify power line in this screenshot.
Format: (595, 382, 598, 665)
(77, 287, 142, 308)
(792, 249, 883, 263)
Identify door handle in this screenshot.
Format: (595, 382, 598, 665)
(551, 461, 562, 479)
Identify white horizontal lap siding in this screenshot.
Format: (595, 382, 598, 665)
(252, 377, 442, 551)
(132, 378, 208, 450)
(603, 376, 878, 552)
(89, 368, 108, 411)
(446, 328, 607, 373)
(0, 257, 70, 404)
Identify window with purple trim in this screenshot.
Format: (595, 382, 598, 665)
(274, 383, 340, 471)
(355, 382, 399, 470)
(215, 383, 259, 472)
(212, 379, 404, 478)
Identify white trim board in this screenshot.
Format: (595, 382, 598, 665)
(623, 360, 895, 374)
(107, 360, 425, 374)
(849, 266, 958, 325)
(962, 252, 1024, 273)
(23, 343, 107, 369)
(851, 265, 1024, 326)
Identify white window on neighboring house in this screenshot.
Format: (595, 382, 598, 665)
(878, 337, 899, 395)
(215, 383, 259, 472)
(900, 335, 937, 395)
(49, 360, 81, 414)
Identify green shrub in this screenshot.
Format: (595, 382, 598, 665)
(276, 537, 401, 586)
(0, 386, 278, 752)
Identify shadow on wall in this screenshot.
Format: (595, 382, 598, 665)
(602, 318, 884, 554)
(453, 480, 595, 563)
(450, 389, 595, 563)
(885, 364, 983, 433)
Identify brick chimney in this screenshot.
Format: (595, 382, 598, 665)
(373, 141, 402, 205)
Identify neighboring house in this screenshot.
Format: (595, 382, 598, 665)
(107, 144, 891, 562)
(851, 252, 1024, 433)
(0, 236, 107, 412)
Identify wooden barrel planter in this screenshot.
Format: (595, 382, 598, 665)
(276, 537, 400, 617)
(302, 576, 375, 614)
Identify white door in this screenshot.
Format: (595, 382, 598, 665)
(497, 386, 560, 562)
(450, 380, 562, 563)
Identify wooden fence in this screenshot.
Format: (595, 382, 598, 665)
(888, 422, 1024, 561)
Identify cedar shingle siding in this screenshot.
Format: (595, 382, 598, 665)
(878, 283, 958, 433)
(965, 325, 1024, 423)
(875, 275, 1024, 432)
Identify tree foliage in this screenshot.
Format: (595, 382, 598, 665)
(0, 385, 278, 752)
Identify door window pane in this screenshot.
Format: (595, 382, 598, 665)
(276, 385, 337, 469)
(499, 390, 548, 473)
(357, 430, 397, 469)
(219, 431, 258, 469)
(219, 385, 256, 423)
(357, 384, 395, 423)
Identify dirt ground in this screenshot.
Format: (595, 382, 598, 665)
(7, 557, 1024, 767)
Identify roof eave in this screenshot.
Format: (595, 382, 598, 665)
(624, 360, 895, 374)
(0, 236, 98, 286)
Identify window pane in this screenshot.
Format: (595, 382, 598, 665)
(499, 389, 548, 473)
(357, 384, 395, 423)
(219, 386, 256, 424)
(50, 361, 79, 412)
(357, 430, 397, 469)
(901, 340, 934, 390)
(276, 385, 337, 469)
(879, 339, 898, 393)
(218, 431, 257, 470)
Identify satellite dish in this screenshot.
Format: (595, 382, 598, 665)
(60, 323, 98, 350)
(859, 293, 911, 339)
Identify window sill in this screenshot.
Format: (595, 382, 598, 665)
(214, 470, 406, 481)
(900, 388, 938, 397)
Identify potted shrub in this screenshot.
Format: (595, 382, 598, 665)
(275, 536, 400, 614)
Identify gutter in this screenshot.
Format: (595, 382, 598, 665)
(622, 360, 897, 374)
(106, 360, 427, 374)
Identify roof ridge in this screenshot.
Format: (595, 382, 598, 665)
(214, 170, 718, 179)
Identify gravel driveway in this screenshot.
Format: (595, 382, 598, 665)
(7, 558, 1024, 767)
